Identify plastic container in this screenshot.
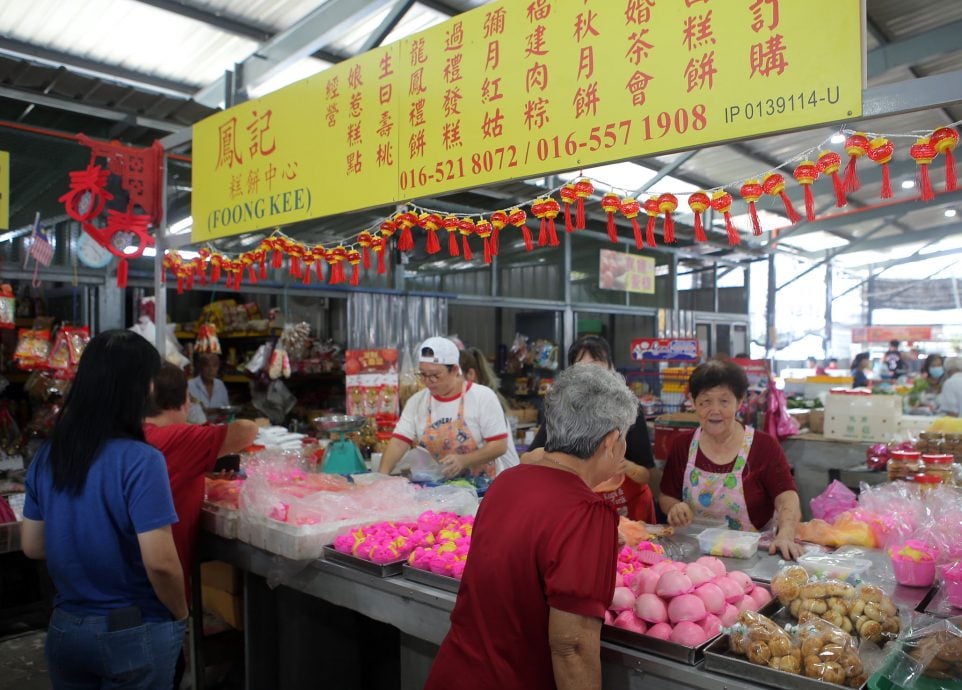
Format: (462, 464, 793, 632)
(696, 528, 760, 559)
(943, 562, 962, 608)
(921, 453, 955, 485)
(796, 552, 873, 584)
(911, 473, 943, 492)
(889, 540, 940, 588)
(887, 450, 921, 481)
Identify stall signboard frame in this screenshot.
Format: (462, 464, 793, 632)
(851, 326, 934, 343)
(192, 0, 864, 241)
(631, 338, 700, 362)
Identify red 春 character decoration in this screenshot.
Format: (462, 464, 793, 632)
(443, 215, 461, 257)
(843, 132, 870, 192)
(559, 184, 578, 232)
(658, 193, 678, 244)
(816, 150, 847, 208)
(739, 179, 764, 236)
(643, 196, 660, 248)
(540, 198, 561, 247)
(420, 213, 443, 255)
(910, 137, 937, 202)
(357, 231, 373, 269)
(619, 197, 643, 249)
(710, 191, 740, 246)
(931, 126, 959, 191)
(688, 191, 710, 242)
(600, 193, 621, 243)
(458, 218, 476, 261)
(574, 177, 594, 230)
(867, 137, 895, 199)
(475, 219, 494, 263)
(762, 173, 801, 224)
(792, 161, 819, 221)
(489, 211, 508, 257)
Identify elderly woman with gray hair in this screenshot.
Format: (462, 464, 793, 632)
(426, 364, 638, 690)
(937, 356, 962, 416)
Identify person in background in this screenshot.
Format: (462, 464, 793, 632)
(937, 357, 962, 416)
(379, 337, 508, 478)
(188, 352, 230, 420)
(805, 356, 818, 370)
(816, 358, 838, 376)
(458, 347, 520, 474)
(909, 354, 946, 413)
(851, 352, 872, 388)
(21, 330, 188, 689)
(882, 339, 907, 381)
(425, 364, 637, 690)
(525, 335, 656, 523)
(659, 359, 802, 560)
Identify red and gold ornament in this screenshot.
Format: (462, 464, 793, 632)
(658, 193, 678, 244)
(931, 126, 959, 191)
(619, 197, 643, 249)
(419, 212, 443, 255)
(379, 219, 397, 242)
(357, 231, 374, 270)
(370, 235, 387, 275)
(394, 211, 418, 252)
(761, 173, 801, 224)
(816, 150, 847, 208)
(442, 215, 460, 257)
(475, 218, 494, 264)
(489, 210, 508, 257)
(559, 183, 578, 233)
(574, 177, 594, 230)
(600, 193, 621, 243)
(270, 236, 286, 269)
(688, 191, 710, 242)
(710, 191, 740, 246)
(867, 137, 895, 199)
(739, 179, 764, 236)
(843, 132, 870, 193)
(507, 207, 530, 252)
(312, 245, 327, 282)
(540, 197, 561, 247)
(209, 253, 223, 284)
(643, 196, 660, 248)
(910, 136, 937, 201)
(458, 217, 476, 261)
(347, 249, 362, 286)
(792, 160, 820, 221)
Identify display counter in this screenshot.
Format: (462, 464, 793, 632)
(198, 529, 931, 690)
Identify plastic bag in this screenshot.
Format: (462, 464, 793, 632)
(876, 616, 962, 689)
(790, 615, 868, 686)
(766, 378, 800, 441)
(727, 609, 801, 673)
(396, 446, 445, 482)
(0, 284, 16, 329)
(810, 480, 858, 523)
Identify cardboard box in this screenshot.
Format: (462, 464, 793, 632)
(201, 560, 241, 594)
(202, 585, 244, 630)
(825, 392, 902, 416)
(824, 412, 898, 442)
(808, 409, 825, 434)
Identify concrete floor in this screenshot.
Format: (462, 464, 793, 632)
(0, 630, 50, 690)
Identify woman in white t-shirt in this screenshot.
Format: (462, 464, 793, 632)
(378, 337, 509, 478)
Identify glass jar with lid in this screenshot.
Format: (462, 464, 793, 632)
(943, 433, 962, 462)
(921, 454, 955, 485)
(911, 473, 943, 493)
(888, 450, 922, 482)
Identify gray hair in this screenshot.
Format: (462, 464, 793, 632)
(945, 357, 962, 376)
(543, 364, 638, 460)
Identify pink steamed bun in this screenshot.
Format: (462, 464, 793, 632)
(670, 621, 708, 647)
(701, 614, 722, 637)
(749, 586, 772, 610)
(631, 569, 660, 596)
(694, 582, 726, 615)
(714, 576, 744, 603)
(649, 560, 683, 576)
(719, 603, 739, 627)
(696, 556, 727, 577)
(645, 622, 673, 640)
(656, 571, 693, 598)
(668, 594, 707, 624)
(684, 563, 714, 587)
(610, 587, 636, 612)
(604, 610, 615, 626)
(735, 594, 756, 614)
(728, 570, 754, 594)
(633, 593, 668, 624)
(612, 610, 648, 634)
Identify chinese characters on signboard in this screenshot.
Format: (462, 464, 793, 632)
(599, 248, 655, 294)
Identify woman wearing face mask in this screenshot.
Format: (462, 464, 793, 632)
(909, 354, 945, 413)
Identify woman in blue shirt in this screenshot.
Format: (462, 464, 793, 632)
(22, 330, 188, 689)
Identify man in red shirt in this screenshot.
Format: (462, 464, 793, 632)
(144, 363, 258, 594)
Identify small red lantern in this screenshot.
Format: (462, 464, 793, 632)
(419, 212, 443, 255)
(739, 179, 764, 236)
(600, 193, 621, 243)
(658, 193, 678, 244)
(209, 254, 223, 284)
(312, 245, 327, 282)
(910, 137, 937, 202)
(299, 249, 314, 285)
(574, 177, 594, 229)
(843, 132, 870, 193)
(379, 219, 397, 240)
(475, 218, 494, 264)
(867, 137, 895, 199)
(688, 191, 710, 242)
(458, 217, 476, 261)
(269, 237, 285, 269)
(442, 215, 460, 257)
(489, 210, 508, 257)
(370, 236, 387, 275)
(619, 197, 643, 249)
(817, 150, 847, 208)
(394, 211, 417, 252)
(540, 198, 561, 247)
(507, 207, 530, 252)
(792, 161, 820, 221)
(347, 249, 362, 286)
(287, 242, 303, 279)
(357, 231, 373, 270)
(332, 246, 349, 285)
(762, 173, 801, 224)
(643, 196, 660, 248)
(559, 184, 578, 233)
(931, 126, 959, 191)
(710, 191, 740, 246)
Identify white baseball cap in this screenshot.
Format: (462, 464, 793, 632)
(419, 337, 460, 366)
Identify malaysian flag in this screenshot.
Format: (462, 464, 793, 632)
(28, 213, 53, 267)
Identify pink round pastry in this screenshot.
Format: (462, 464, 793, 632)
(450, 560, 466, 579)
(670, 621, 708, 647)
(604, 610, 615, 626)
(633, 593, 669, 624)
(694, 582, 726, 615)
(728, 570, 754, 595)
(735, 594, 756, 614)
(610, 587, 636, 612)
(714, 575, 744, 603)
(701, 613, 722, 637)
(684, 563, 715, 587)
(646, 622, 673, 640)
(749, 586, 772, 610)
(612, 610, 648, 634)
(656, 571, 693, 598)
(668, 594, 707, 624)
(615, 572, 626, 589)
(631, 569, 661, 596)
(719, 603, 739, 627)
(696, 556, 727, 577)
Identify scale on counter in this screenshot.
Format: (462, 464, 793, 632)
(313, 415, 367, 474)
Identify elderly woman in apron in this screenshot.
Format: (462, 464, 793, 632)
(659, 359, 803, 560)
(378, 337, 509, 479)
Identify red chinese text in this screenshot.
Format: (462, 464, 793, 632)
(749, 0, 780, 32)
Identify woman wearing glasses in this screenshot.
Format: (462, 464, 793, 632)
(378, 337, 509, 478)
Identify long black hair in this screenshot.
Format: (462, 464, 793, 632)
(567, 335, 613, 368)
(47, 330, 161, 494)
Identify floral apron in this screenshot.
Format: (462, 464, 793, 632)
(421, 384, 489, 478)
(681, 426, 756, 532)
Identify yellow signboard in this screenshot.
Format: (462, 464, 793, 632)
(599, 249, 654, 294)
(0, 151, 8, 230)
(193, 0, 863, 240)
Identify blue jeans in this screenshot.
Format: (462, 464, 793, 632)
(46, 608, 186, 690)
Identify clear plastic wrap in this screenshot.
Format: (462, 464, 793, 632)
(727, 610, 801, 673)
(790, 615, 868, 686)
(876, 616, 962, 690)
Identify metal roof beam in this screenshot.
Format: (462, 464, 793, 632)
(361, 0, 416, 52)
(819, 220, 961, 257)
(0, 36, 197, 97)
(867, 19, 962, 78)
(194, 0, 395, 108)
(415, 0, 460, 17)
(633, 150, 699, 195)
(130, 0, 272, 41)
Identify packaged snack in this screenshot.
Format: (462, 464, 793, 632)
(14, 329, 52, 371)
(791, 615, 867, 687)
(727, 610, 801, 674)
(0, 284, 15, 329)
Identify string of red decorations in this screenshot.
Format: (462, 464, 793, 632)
(157, 122, 960, 293)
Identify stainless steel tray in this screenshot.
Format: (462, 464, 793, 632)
(601, 623, 719, 665)
(703, 635, 867, 690)
(918, 583, 961, 619)
(322, 546, 405, 577)
(401, 564, 461, 593)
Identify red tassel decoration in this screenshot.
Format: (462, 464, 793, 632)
(358, 231, 373, 270)
(532, 198, 548, 247)
(643, 196, 659, 247)
(505, 207, 528, 252)
(420, 213, 442, 255)
(688, 191, 710, 242)
(475, 219, 494, 264)
(301, 258, 312, 285)
(658, 193, 678, 244)
(710, 191, 740, 246)
(187, 271, 195, 291)
(868, 137, 895, 199)
(739, 180, 764, 236)
(620, 197, 643, 249)
(559, 184, 577, 233)
(574, 178, 594, 230)
(816, 150, 847, 208)
(117, 258, 128, 288)
(489, 211, 507, 257)
(601, 193, 621, 243)
(541, 198, 561, 246)
(176, 273, 184, 294)
(271, 238, 284, 269)
(762, 173, 801, 224)
(313, 247, 326, 282)
(258, 252, 267, 280)
(931, 126, 959, 191)
(379, 219, 397, 244)
(910, 137, 937, 201)
(249, 262, 259, 285)
(371, 236, 387, 275)
(348, 250, 362, 286)
(210, 256, 222, 284)
(843, 132, 870, 193)
(443, 216, 460, 257)
(397, 223, 414, 252)
(793, 161, 819, 221)
(458, 218, 475, 261)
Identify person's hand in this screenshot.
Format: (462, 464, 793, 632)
(667, 502, 693, 527)
(769, 534, 803, 561)
(439, 454, 464, 478)
(520, 447, 545, 464)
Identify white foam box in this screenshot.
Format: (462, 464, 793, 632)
(824, 392, 902, 442)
